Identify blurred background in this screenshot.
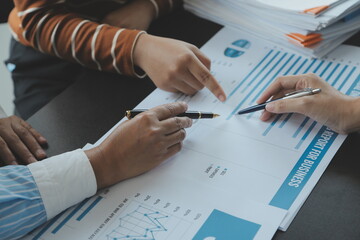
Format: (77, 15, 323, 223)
(0, 0, 14, 116)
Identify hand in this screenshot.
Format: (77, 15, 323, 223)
(0, 116, 47, 166)
(102, 0, 156, 30)
(257, 73, 360, 134)
(133, 34, 227, 102)
(85, 102, 193, 189)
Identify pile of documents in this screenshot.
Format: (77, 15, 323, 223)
(184, 0, 360, 57)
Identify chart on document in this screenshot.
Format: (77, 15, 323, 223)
(23, 27, 360, 240)
(23, 173, 286, 240)
(134, 27, 360, 230)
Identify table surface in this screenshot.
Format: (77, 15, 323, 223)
(28, 9, 360, 240)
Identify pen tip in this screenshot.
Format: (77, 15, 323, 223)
(214, 114, 220, 118)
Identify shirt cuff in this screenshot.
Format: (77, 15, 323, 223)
(28, 149, 97, 220)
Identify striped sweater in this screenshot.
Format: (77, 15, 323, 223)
(8, 0, 176, 78)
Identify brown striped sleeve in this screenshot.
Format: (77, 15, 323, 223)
(9, 0, 148, 77)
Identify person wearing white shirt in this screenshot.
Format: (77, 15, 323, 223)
(0, 102, 192, 240)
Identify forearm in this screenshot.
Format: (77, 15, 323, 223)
(0, 166, 46, 239)
(11, 0, 145, 77)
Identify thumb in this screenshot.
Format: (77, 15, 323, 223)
(265, 98, 307, 114)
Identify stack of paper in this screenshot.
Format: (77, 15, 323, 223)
(184, 0, 360, 57)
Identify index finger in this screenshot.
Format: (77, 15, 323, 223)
(150, 102, 188, 121)
(188, 56, 226, 102)
(257, 75, 301, 104)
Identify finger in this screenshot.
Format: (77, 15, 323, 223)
(163, 142, 182, 159)
(265, 97, 309, 115)
(165, 128, 187, 147)
(188, 56, 226, 102)
(150, 102, 188, 121)
(191, 46, 211, 70)
(0, 137, 18, 166)
(259, 110, 274, 122)
(161, 117, 192, 135)
(184, 69, 205, 90)
(257, 75, 302, 104)
(173, 80, 198, 95)
(21, 120, 48, 146)
(2, 132, 37, 164)
(13, 124, 47, 160)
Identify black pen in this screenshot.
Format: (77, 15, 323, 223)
(126, 109, 220, 119)
(238, 88, 321, 115)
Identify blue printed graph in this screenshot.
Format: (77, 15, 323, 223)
(224, 39, 251, 58)
(193, 209, 261, 240)
(106, 205, 169, 240)
(225, 46, 359, 149)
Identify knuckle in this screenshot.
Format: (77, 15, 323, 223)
(199, 71, 211, 84)
(166, 104, 176, 116)
(0, 138, 7, 148)
(147, 127, 161, 138)
(17, 127, 29, 136)
(137, 112, 155, 125)
(177, 52, 192, 64)
(174, 117, 182, 128)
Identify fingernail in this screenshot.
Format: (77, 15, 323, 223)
(39, 137, 47, 142)
(36, 150, 47, 158)
(266, 103, 275, 111)
(218, 94, 226, 102)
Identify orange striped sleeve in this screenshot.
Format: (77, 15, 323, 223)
(9, 0, 159, 77)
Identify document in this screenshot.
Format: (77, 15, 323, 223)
(24, 27, 360, 239)
(24, 166, 286, 240)
(95, 27, 360, 230)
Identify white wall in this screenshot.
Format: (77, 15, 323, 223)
(0, 23, 14, 116)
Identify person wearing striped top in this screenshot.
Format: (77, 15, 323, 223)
(7, 0, 226, 119)
(0, 102, 193, 239)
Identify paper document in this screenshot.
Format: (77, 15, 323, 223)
(23, 27, 360, 239)
(94, 27, 360, 231)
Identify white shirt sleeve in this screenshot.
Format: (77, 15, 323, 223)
(28, 149, 97, 219)
(0, 105, 7, 119)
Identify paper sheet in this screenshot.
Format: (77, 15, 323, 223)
(95, 27, 360, 231)
(23, 27, 360, 239)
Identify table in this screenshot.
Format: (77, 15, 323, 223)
(28, 9, 360, 240)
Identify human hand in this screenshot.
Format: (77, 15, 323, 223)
(85, 102, 192, 189)
(0, 116, 47, 166)
(257, 73, 360, 134)
(133, 34, 227, 102)
(102, 0, 156, 30)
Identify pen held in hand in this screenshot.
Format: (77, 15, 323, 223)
(237, 88, 321, 115)
(126, 109, 220, 119)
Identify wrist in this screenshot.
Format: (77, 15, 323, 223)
(341, 97, 360, 133)
(133, 33, 152, 70)
(85, 147, 109, 189)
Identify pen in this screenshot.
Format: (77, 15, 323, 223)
(237, 88, 321, 115)
(125, 109, 220, 119)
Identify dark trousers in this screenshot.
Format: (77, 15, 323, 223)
(5, 38, 84, 119)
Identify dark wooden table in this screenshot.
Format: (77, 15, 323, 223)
(28, 9, 360, 240)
